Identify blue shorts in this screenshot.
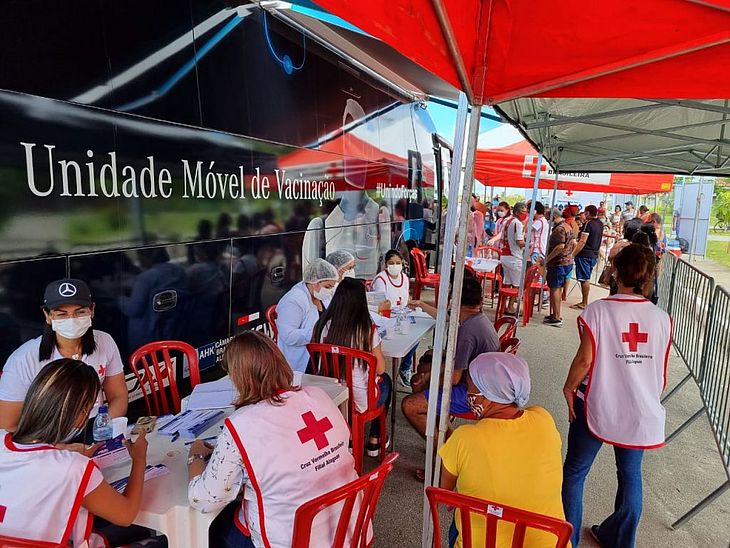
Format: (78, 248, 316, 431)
(547, 265, 573, 289)
(575, 256, 598, 281)
(423, 382, 469, 415)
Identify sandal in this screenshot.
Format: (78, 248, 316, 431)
(569, 303, 586, 310)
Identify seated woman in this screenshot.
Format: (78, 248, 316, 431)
(371, 249, 414, 385)
(439, 353, 565, 548)
(188, 331, 358, 547)
(325, 249, 356, 281)
(312, 278, 391, 458)
(0, 358, 148, 547)
(276, 259, 339, 372)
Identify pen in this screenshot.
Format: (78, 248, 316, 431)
(170, 431, 180, 443)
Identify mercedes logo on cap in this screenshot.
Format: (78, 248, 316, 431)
(58, 282, 77, 298)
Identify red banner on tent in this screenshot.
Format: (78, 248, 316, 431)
(474, 126, 673, 195)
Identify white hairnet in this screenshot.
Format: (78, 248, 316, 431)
(303, 258, 339, 284)
(469, 353, 531, 409)
(325, 250, 355, 269)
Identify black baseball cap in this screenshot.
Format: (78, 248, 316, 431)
(625, 201, 633, 206)
(43, 278, 93, 310)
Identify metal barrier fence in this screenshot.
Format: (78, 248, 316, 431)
(657, 251, 678, 313)
(659, 254, 715, 402)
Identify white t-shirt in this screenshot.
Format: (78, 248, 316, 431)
(371, 271, 410, 308)
(506, 218, 525, 259)
(0, 330, 124, 416)
(320, 323, 381, 413)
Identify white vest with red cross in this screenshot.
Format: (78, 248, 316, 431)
(225, 386, 362, 548)
(0, 432, 105, 547)
(578, 294, 672, 449)
(500, 216, 518, 256)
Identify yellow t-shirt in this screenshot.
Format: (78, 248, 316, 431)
(438, 406, 566, 548)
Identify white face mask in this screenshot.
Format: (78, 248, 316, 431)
(313, 285, 336, 302)
(343, 269, 356, 278)
(497, 210, 507, 218)
(387, 264, 403, 277)
(52, 316, 92, 340)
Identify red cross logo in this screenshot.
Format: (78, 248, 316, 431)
(297, 411, 333, 450)
(522, 155, 549, 178)
(98, 364, 106, 377)
(0, 504, 6, 523)
(565, 190, 574, 197)
(622, 323, 648, 352)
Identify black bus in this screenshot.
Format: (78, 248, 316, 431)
(0, 0, 445, 402)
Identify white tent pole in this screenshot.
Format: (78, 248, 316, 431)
(433, 103, 482, 467)
(420, 92, 469, 548)
(515, 153, 543, 320)
(548, 170, 559, 230)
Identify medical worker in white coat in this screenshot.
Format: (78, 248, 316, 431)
(0, 358, 148, 547)
(276, 259, 339, 372)
(561, 243, 672, 548)
(188, 331, 359, 547)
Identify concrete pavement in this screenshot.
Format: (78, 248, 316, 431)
(370, 286, 730, 547)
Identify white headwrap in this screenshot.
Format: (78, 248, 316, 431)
(469, 352, 531, 409)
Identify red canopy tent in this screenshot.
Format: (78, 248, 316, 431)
(312, 0, 730, 106)
(475, 125, 674, 194)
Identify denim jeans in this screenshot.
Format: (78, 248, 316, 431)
(400, 347, 416, 374)
(209, 503, 255, 548)
(562, 398, 644, 548)
(369, 373, 392, 438)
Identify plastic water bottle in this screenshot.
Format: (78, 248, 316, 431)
(93, 405, 113, 442)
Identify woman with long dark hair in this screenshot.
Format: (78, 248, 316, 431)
(562, 244, 672, 547)
(188, 331, 357, 547)
(312, 277, 391, 458)
(0, 359, 148, 546)
(0, 278, 127, 439)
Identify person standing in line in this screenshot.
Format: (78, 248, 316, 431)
(611, 205, 623, 231)
(620, 201, 636, 230)
(543, 209, 575, 327)
(570, 205, 605, 310)
(499, 202, 527, 316)
(561, 244, 672, 548)
(529, 201, 550, 264)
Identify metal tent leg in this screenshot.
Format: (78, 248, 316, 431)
(665, 406, 706, 443)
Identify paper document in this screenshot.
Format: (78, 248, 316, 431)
(366, 291, 386, 307)
(158, 409, 225, 439)
(110, 464, 169, 493)
(187, 377, 238, 410)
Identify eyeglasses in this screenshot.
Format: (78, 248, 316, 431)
(49, 308, 92, 320)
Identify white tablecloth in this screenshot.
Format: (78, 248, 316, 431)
(103, 374, 348, 548)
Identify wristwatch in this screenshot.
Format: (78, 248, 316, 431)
(187, 454, 206, 466)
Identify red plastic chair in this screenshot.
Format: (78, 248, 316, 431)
(306, 343, 388, 475)
(265, 304, 278, 342)
(291, 453, 399, 548)
(495, 265, 537, 322)
(0, 537, 66, 548)
(410, 248, 440, 302)
(493, 316, 517, 343)
(475, 246, 502, 306)
(523, 265, 549, 326)
(129, 340, 200, 416)
(425, 487, 572, 548)
(500, 337, 521, 355)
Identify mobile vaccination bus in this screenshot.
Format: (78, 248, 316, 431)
(0, 0, 445, 402)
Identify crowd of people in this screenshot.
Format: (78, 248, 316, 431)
(0, 194, 673, 547)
